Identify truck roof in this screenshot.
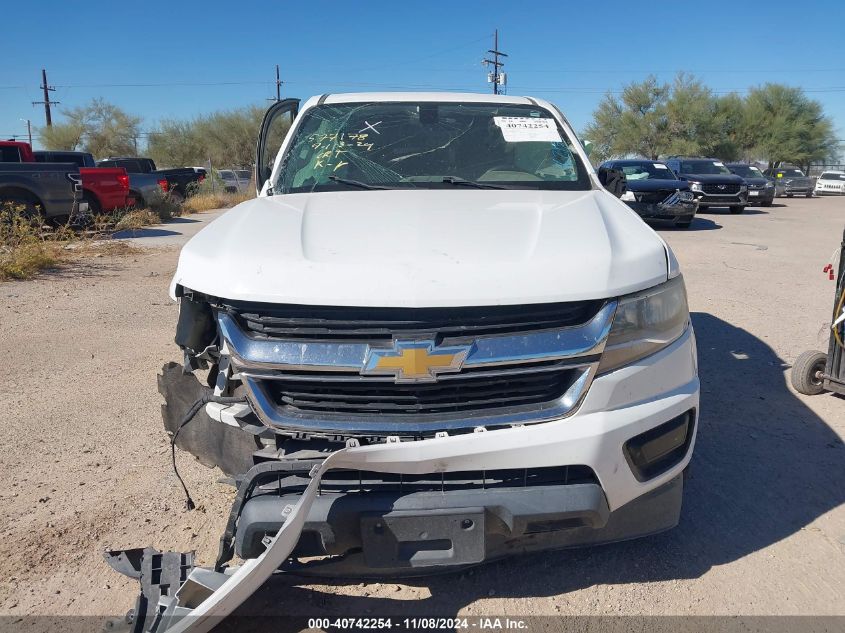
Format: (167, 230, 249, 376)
(311, 92, 539, 107)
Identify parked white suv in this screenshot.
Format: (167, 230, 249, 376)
(120, 93, 700, 628)
(815, 170, 845, 195)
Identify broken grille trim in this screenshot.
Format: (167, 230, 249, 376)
(219, 301, 616, 373)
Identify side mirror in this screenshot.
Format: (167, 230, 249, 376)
(597, 166, 627, 198)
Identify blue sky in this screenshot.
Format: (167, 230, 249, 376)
(3, 0, 844, 151)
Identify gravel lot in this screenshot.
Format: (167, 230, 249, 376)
(1, 197, 843, 625)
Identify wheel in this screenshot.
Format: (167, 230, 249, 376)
(761, 199, 772, 207)
(786, 193, 793, 198)
(791, 350, 827, 395)
(806, 191, 813, 198)
(0, 193, 41, 218)
(674, 219, 692, 228)
(729, 205, 745, 214)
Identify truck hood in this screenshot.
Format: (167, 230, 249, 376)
(171, 190, 669, 307)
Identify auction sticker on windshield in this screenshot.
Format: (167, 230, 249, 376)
(494, 117, 562, 143)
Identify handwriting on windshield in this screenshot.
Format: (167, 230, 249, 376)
(308, 132, 375, 171)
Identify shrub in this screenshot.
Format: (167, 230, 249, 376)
(0, 203, 60, 280)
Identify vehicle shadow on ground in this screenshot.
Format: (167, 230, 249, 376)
(653, 217, 722, 232)
(225, 312, 845, 628)
(701, 207, 770, 216)
(111, 228, 182, 239)
(163, 216, 201, 224)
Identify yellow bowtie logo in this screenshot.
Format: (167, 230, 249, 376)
(363, 341, 471, 383)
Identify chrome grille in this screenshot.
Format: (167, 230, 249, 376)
(226, 300, 603, 341)
(221, 301, 616, 438)
(702, 183, 741, 194)
(264, 365, 581, 416)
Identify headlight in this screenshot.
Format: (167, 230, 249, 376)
(689, 182, 702, 192)
(598, 276, 690, 374)
(679, 190, 694, 202)
(765, 181, 774, 188)
(620, 191, 637, 201)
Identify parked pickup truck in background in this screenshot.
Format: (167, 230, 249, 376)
(97, 157, 205, 200)
(92, 158, 167, 208)
(33, 150, 133, 213)
(0, 144, 86, 220)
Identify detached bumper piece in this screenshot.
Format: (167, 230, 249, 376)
(108, 445, 684, 633)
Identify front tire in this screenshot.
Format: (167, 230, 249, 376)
(791, 350, 827, 395)
(729, 205, 745, 214)
(806, 191, 813, 198)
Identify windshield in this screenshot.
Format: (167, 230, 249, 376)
(235, 170, 251, 180)
(777, 169, 806, 177)
(218, 170, 235, 179)
(680, 160, 732, 175)
(616, 161, 677, 180)
(820, 172, 845, 181)
(729, 165, 764, 178)
(276, 102, 591, 193)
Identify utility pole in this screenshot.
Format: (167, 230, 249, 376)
(482, 29, 507, 95)
(268, 64, 282, 102)
(32, 68, 59, 127)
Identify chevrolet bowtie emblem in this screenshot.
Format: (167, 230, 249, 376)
(362, 340, 472, 383)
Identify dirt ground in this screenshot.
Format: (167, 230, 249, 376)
(0, 196, 843, 624)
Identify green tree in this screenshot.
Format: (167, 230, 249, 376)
(744, 84, 838, 169)
(40, 120, 86, 151)
(40, 98, 142, 158)
(147, 105, 268, 169)
(664, 74, 729, 158)
(583, 76, 669, 161)
(146, 120, 205, 168)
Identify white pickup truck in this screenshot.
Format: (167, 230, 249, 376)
(114, 93, 700, 631)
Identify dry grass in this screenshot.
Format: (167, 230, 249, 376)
(110, 209, 160, 231)
(0, 204, 62, 280)
(1, 203, 141, 281)
(182, 190, 252, 214)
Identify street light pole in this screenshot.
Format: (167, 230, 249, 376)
(19, 119, 32, 146)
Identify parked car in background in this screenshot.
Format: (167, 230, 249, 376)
(0, 140, 36, 162)
(235, 169, 252, 185)
(97, 157, 204, 200)
(665, 156, 748, 214)
(33, 150, 133, 213)
(726, 163, 775, 207)
(764, 166, 813, 198)
(600, 159, 697, 228)
(216, 169, 241, 193)
(814, 170, 845, 195)
(33, 150, 95, 167)
(0, 152, 86, 220)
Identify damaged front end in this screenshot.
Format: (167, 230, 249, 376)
(108, 286, 688, 632)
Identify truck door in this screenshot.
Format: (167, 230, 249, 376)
(255, 98, 299, 195)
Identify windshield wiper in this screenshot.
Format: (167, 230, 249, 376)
(441, 176, 509, 190)
(327, 175, 389, 190)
